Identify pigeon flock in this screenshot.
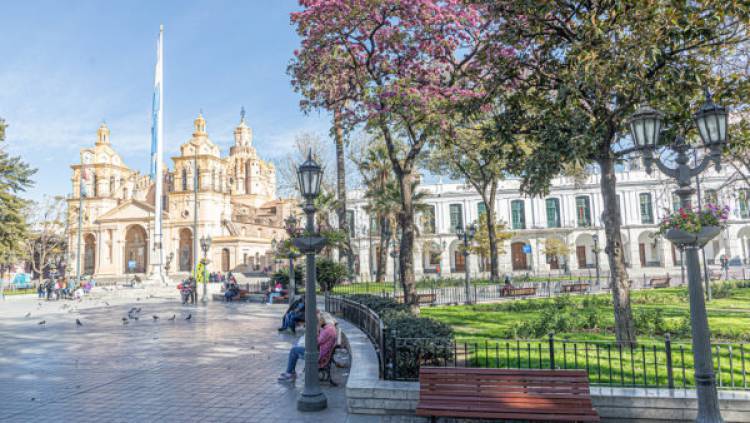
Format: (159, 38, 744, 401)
(27, 299, 193, 329)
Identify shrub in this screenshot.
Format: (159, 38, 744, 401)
(270, 265, 304, 289)
(316, 258, 349, 292)
(341, 294, 453, 379)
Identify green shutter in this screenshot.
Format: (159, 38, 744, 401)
(478, 202, 487, 218)
(450, 204, 463, 232)
(639, 193, 653, 224)
(576, 196, 590, 227)
(546, 198, 560, 228)
(511, 200, 525, 229)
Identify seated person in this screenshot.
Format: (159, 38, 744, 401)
(278, 311, 337, 382)
(501, 274, 513, 295)
(266, 281, 283, 304)
(278, 297, 305, 333)
(224, 280, 240, 302)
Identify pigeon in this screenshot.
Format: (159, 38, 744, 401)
(136, 297, 141, 301)
(76, 319, 83, 326)
(133, 316, 139, 321)
(104, 302, 110, 306)
(152, 315, 159, 321)
(38, 302, 42, 307)
(135, 307, 141, 313)
(121, 317, 128, 323)
(38, 320, 46, 325)
(25, 312, 31, 318)
(185, 314, 192, 321)
(168, 314, 176, 321)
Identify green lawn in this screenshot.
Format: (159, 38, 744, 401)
(417, 285, 750, 389)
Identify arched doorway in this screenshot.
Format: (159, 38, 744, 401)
(179, 228, 193, 272)
(511, 242, 528, 271)
(124, 225, 148, 273)
(222, 248, 230, 272)
(83, 234, 96, 275)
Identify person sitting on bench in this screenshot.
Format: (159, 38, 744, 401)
(224, 279, 240, 302)
(502, 274, 513, 295)
(278, 311, 337, 382)
(278, 297, 305, 333)
(266, 281, 283, 304)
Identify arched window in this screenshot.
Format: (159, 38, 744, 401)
(109, 176, 115, 196)
(181, 168, 187, 191)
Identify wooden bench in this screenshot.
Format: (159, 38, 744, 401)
(502, 286, 536, 297)
(395, 293, 437, 304)
(649, 277, 670, 288)
(416, 367, 600, 422)
(562, 283, 590, 293)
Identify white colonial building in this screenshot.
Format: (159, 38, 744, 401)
(347, 164, 750, 280)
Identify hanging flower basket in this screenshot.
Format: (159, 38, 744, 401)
(658, 204, 728, 248)
(664, 226, 722, 248)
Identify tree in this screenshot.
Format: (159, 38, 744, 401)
(542, 238, 572, 273)
(290, 1, 500, 307)
(24, 196, 66, 281)
(485, 0, 750, 345)
(0, 118, 35, 271)
(469, 212, 513, 273)
(332, 110, 353, 270)
(315, 257, 349, 292)
(352, 139, 397, 283)
(427, 101, 529, 281)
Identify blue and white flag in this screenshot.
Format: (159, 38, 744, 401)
(149, 27, 163, 180)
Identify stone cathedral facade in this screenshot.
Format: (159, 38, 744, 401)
(67, 113, 294, 280)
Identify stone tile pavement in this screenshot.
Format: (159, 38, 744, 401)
(0, 296, 378, 423)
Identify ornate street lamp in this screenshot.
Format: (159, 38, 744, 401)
(199, 235, 212, 304)
(628, 93, 728, 423)
(457, 223, 477, 305)
(292, 151, 327, 412)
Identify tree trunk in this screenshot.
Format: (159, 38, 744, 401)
(397, 171, 417, 308)
(484, 180, 500, 282)
(333, 110, 351, 270)
(376, 216, 389, 283)
(599, 155, 637, 346)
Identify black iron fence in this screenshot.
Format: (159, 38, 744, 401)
(326, 293, 750, 390)
(325, 294, 386, 377)
(389, 336, 750, 390)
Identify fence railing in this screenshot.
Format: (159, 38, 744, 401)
(325, 294, 386, 377)
(327, 293, 750, 390)
(389, 336, 750, 390)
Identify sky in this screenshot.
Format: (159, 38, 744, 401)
(0, 0, 333, 202)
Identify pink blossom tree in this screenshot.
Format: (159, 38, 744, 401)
(290, 0, 509, 306)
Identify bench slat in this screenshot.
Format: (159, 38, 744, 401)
(416, 409, 601, 422)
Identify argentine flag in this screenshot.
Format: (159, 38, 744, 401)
(150, 26, 163, 180)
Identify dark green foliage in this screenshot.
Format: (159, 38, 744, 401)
(316, 257, 349, 292)
(0, 118, 35, 262)
(270, 264, 304, 289)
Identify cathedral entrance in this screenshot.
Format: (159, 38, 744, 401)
(221, 248, 230, 272)
(179, 228, 193, 272)
(83, 233, 96, 275)
(124, 225, 148, 273)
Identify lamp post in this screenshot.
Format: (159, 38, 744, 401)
(628, 93, 728, 423)
(284, 214, 300, 306)
(199, 235, 211, 304)
(592, 234, 601, 287)
(390, 240, 399, 297)
(457, 223, 477, 305)
(292, 151, 327, 412)
(383, 225, 392, 291)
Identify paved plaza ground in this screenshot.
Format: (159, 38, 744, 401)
(0, 293, 373, 423)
